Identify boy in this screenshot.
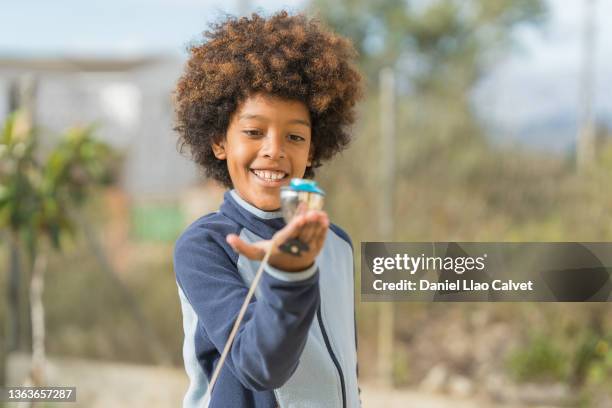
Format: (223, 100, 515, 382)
(173, 11, 362, 408)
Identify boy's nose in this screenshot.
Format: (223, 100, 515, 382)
(260, 133, 286, 159)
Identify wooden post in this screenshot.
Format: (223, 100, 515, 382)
(6, 75, 37, 356)
(577, 0, 597, 172)
(30, 251, 48, 385)
(377, 67, 396, 388)
(7, 231, 22, 353)
(6, 82, 22, 356)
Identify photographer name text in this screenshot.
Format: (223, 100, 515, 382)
(372, 279, 534, 292)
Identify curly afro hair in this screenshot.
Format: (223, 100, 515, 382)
(174, 10, 363, 187)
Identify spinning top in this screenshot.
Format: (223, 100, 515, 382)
(279, 179, 325, 256)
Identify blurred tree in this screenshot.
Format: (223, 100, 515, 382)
(310, 0, 550, 230)
(0, 111, 115, 385)
(0, 111, 38, 387)
(310, 0, 547, 90)
(309, 2, 612, 400)
(309, 0, 556, 389)
(310, 0, 548, 181)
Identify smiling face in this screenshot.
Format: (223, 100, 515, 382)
(212, 93, 313, 211)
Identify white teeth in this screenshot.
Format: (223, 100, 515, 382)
(253, 169, 286, 181)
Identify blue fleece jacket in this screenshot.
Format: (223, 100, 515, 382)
(174, 190, 359, 408)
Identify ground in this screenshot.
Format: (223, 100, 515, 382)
(5, 353, 553, 407)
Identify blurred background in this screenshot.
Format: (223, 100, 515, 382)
(1, 0, 611, 407)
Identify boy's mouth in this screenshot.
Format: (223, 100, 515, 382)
(250, 169, 288, 183)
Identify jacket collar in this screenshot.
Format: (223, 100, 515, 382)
(220, 190, 286, 240)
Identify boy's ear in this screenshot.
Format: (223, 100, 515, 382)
(307, 147, 314, 167)
(211, 140, 226, 160)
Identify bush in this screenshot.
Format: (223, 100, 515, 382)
(508, 334, 568, 383)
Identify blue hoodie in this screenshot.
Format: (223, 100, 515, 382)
(174, 190, 360, 407)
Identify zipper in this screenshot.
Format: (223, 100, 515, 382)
(317, 307, 346, 408)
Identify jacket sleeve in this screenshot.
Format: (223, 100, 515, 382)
(174, 228, 320, 391)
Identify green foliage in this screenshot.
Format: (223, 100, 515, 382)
(508, 329, 612, 397)
(309, 0, 548, 88)
(312, 0, 554, 243)
(0, 111, 117, 251)
(0, 112, 41, 233)
(578, 335, 612, 388)
(392, 346, 411, 386)
(508, 334, 568, 383)
(506, 307, 610, 388)
(312, 1, 610, 400)
(597, 138, 612, 172)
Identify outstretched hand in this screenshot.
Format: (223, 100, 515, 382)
(226, 209, 329, 272)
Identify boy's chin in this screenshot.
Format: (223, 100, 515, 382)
(256, 198, 281, 211)
(247, 193, 281, 211)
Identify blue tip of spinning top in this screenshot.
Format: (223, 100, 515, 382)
(288, 178, 325, 195)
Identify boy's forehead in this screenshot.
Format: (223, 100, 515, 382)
(235, 93, 310, 125)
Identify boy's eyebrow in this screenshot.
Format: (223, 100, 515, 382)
(288, 119, 311, 127)
(239, 114, 311, 127)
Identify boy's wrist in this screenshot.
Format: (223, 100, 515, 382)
(268, 258, 315, 272)
(265, 261, 317, 282)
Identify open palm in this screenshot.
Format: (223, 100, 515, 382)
(226, 210, 329, 272)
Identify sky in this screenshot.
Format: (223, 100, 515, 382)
(2, 0, 611, 151)
(473, 0, 612, 151)
(0, 0, 306, 56)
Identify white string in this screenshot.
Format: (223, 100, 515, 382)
(202, 243, 274, 407)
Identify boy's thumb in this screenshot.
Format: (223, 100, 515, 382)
(227, 234, 266, 260)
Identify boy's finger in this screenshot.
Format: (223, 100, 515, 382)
(298, 220, 316, 244)
(226, 234, 266, 260)
(311, 218, 329, 251)
(307, 211, 329, 238)
(295, 202, 308, 216)
(273, 214, 307, 245)
(309, 210, 328, 232)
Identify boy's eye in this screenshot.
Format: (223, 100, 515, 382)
(288, 134, 305, 142)
(243, 129, 262, 137)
